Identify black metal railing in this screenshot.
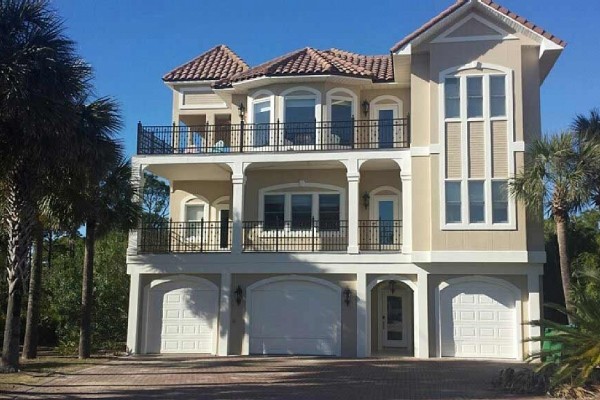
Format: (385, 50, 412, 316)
(242, 220, 348, 252)
(359, 220, 402, 251)
(137, 117, 410, 155)
(139, 220, 231, 253)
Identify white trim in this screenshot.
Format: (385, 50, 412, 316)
(325, 88, 359, 120)
(181, 194, 209, 221)
(412, 250, 546, 264)
(439, 62, 516, 230)
(435, 275, 523, 360)
(142, 275, 219, 355)
(243, 275, 342, 356)
(431, 13, 517, 44)
(178, 86, 227, 110)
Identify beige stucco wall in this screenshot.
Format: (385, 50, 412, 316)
(408, 11, 545, 252)
(170, 180, 232, 221)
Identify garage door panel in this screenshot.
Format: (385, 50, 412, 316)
(441, 280, 518, 359)
(147, 280, 217, 354)
(249, 279, 340, 356)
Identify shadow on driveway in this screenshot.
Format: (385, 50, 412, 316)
(1, 356, 544, 400)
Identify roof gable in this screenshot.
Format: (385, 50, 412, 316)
(390, 0, 565, 53)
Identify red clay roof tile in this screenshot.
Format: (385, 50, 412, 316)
(163, 45, 249, 82)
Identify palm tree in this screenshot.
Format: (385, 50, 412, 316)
(54, 98, 139, 358)
(0, 0, 90, 371)
(22, 217, 44, 359)
(572, 109, 600, 209)
(511, 132, 598, 320)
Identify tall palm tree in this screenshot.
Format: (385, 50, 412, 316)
(511, 132, 598, 320)
(48, 98, 139, 358)
(0, 0, 90, 371)
(572, 109, 600, 209)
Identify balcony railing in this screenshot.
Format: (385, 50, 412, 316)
(137, 219, 402, 254)
(139, 221, 231, 253)
(137, 117, 410, 155)
(243, 220, 348, 252)
(359, 220, 402, 251)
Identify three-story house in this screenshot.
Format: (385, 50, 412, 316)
(126, 0, 565, 360)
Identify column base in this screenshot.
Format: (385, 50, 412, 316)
(347, 245, 360, 254)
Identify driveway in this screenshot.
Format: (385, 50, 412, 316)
(1, 356, 545, 400)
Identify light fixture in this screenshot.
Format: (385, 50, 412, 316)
(362, 192, 370, 210)
(361, 100, 370, 117)
(234, 285, 244, 305)
(389, 281, 396, 294)
(343, 288, 352, 306)
(238, 102, 246, 120)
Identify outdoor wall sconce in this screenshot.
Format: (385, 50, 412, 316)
(238, 102, 246, 120)
(361, 100, 370, 117)
(343, 288, 352, 307)
(388, 281, 396, 294)
(362, 192, 370, 210)
(234, 285, 244, 305)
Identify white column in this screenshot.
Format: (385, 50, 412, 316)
(127, 161, 145, 256)
(400, 172, 412, 254)
(126, 272, 142, 354)
(218, 272, 231, 356)
(415, 271, 429, 358)
(527, 270, 542, 357)
(347, 173, 360, 254)
(356, 272, 368, 357)
(231, 170, 245, 254)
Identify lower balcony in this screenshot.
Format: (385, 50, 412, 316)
(138, 219, 402, 254)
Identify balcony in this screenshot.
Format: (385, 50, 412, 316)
(137, 118, 410, 155)
(137, 219, 402, 254)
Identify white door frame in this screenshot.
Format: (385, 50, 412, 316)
(378, 287, 411, 349)
(367, 275, 417, 356)
(370, 99, 402, 147)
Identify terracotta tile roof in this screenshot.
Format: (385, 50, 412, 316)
(214, 47, 393, 88)
(390, 0, 566, 53)
(163, 45, 249, 82)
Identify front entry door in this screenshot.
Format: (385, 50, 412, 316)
(373, 105, 400, 149)
(379, 287, 410, 348)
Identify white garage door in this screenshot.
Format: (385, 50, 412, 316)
(440, 281, 518, 359)
(248, 277, 341, 356)
(146, 279, 218, 354)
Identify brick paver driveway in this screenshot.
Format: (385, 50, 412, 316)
(1, 356, 545, 400)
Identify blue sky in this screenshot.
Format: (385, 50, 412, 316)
(52, 0, 598, 157)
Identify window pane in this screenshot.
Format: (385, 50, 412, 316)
(445, 181, 461, 223)
(291, 194, 312, 230)
(264, 195, 284, 230)
(331, 101, 353, 146)
(285, 98, 316, 145)
(186, 205, 204, 221)
(468, 181, 485, 223)
(467, 77, 483, 118)
(490, 76, 506, 117)
(445, 78, 460, 118)
(319, 194, 340, 230)
(492, 181, 509, 223)
(253, 100, 270, 146)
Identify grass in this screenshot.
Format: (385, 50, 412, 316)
(0, 354, 113, 393)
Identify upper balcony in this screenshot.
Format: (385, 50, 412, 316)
(137, 117, 410, 155)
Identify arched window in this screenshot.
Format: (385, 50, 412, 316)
(280, 87, 322, 148)
(326, 88, 358, 147)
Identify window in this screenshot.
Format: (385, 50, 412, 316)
(490, 76, 506, 117)
(319, 194, 340, 230)
(291, 194, 312, 230)
(262, 191, 342, 231)
(331, 99, 353, 145)
(468, 181, 485, 223)
(285, 98, 316, 145)
(492, 181, 509, 223)
(253, 99, 271, 147)
(467, 76, 483, 118)
(445, 181, 461, 223)
(445, 77, 460, 118)
(264, 195, 284, 230)
(185, 203, 205, 238)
